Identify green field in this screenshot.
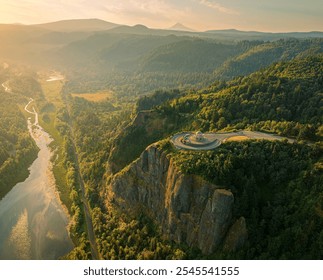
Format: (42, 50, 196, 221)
(71, 90, 113, 102)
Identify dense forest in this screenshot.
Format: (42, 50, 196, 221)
(215, 38, 323, 79)
(62, 39, 323, 96)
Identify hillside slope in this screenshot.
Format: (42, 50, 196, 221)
(103, 56, 323, 259)
(109, 55, 323, 173)
(215, 39, 323, 79)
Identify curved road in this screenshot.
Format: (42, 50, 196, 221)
(171, 130, 295, 150)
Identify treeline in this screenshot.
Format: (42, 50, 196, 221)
(0, 91, 38, 198)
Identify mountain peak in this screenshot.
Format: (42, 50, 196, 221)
(133, 24, 149, 30)
(169, 23, 195, 32)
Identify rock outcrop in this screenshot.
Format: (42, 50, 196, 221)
(223, 217, 248, 253)
(107, 144, 244, 254)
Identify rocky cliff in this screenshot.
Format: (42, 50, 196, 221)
(107, 144, 247, 254)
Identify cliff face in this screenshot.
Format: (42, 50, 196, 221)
(107, 144, 245, 254)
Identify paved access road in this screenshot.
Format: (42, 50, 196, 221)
(171, 130, 295, 150)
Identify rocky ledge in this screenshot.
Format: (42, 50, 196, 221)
(107, 144, 247, 254)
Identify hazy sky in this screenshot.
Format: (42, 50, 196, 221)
(0, 0, 322, 32)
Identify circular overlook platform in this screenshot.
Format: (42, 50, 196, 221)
(171, 131, 221, 151)
(170, 130, 294, 151)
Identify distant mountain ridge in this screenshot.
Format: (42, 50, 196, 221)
(206, 28, 323, 40)
(0, 18, 321, 37)
(1, 18, 323, 96)
(34, 18, 120, 32)
(2, 18, 322, 41)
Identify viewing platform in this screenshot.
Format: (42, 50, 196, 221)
(170, 130, 294, 151)
(171, 131, 221, 150)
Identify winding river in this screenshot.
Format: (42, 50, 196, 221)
(0, 98, 73, 259)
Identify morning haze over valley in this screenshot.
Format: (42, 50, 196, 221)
(0, 0, 322, 260)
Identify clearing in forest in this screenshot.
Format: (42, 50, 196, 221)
(71, 90, 113, 102)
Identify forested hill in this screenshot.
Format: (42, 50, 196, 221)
(138, 40, 251, 73)
(101, 55, 323, 260)
(196, 55, 323, 132)
(214, 39, 323, 79)
(61, 38, 323, 95)
(56, 35, 256, 72)
(59, 37, 322, 75)
(109, 55, 323, 173)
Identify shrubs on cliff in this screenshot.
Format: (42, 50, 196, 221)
(173, 141, 314, 189)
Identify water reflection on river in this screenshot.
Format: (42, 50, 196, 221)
(0, 101, 73, 259)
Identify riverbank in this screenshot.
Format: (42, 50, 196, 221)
(25, 98, 71, 219)
(0, 144, 38, 200)
(0, 98, 73, 259)
(37, 75, 73, 212)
